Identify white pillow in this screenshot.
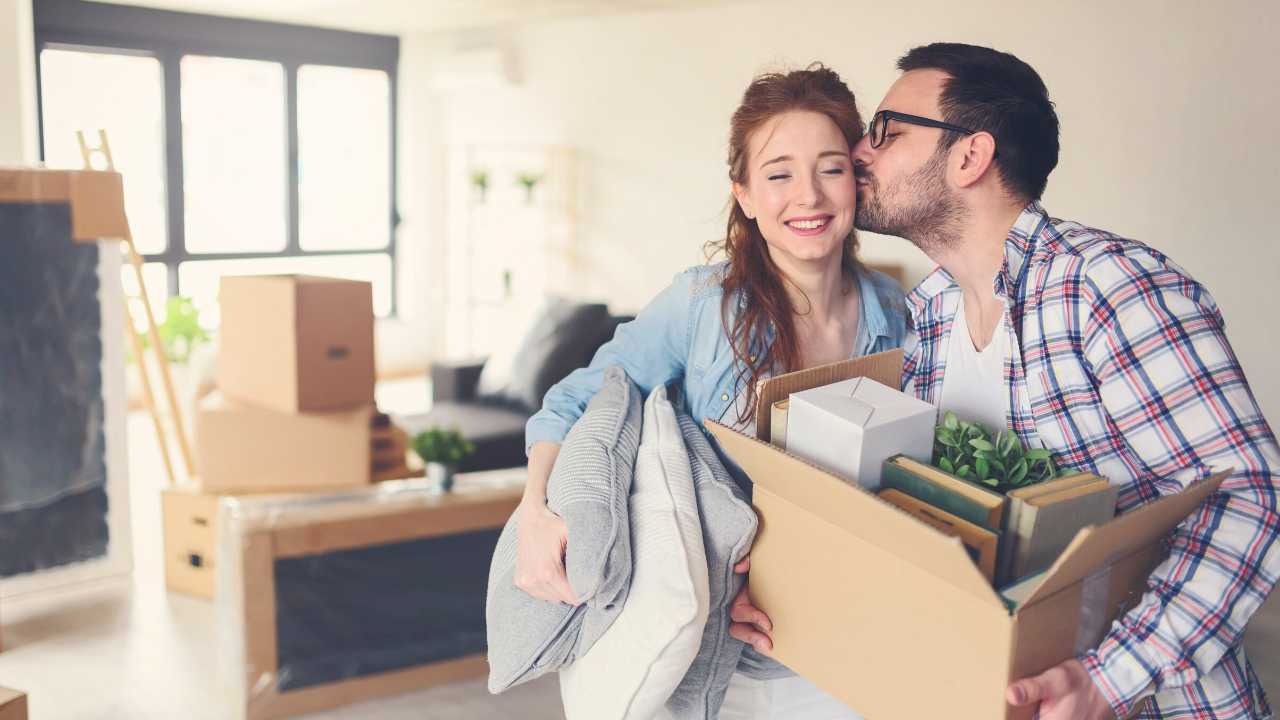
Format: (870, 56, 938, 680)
(559, 385, 710, 720)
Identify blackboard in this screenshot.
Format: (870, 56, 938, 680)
(272, 527, 500, 692)
(0, 201, 111, 577)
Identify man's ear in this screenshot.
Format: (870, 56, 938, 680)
(732, 182, 756, 220)
(952, 131, 998, 190)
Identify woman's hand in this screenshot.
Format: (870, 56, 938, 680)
(727, 555, 774, 653)
(513, 500, 579, 605)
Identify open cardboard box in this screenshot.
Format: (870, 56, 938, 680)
(706, 349, 1228, 720)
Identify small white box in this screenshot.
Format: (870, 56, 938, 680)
(785, 377, 936, 490)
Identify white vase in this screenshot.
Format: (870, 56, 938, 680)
(427, 462, 457, 491)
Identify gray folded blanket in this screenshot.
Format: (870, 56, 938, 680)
(486, 368, 757, 719)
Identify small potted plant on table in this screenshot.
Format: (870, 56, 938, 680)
(410, 427, 476, 492)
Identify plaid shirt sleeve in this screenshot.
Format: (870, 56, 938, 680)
(1073, 249, 1280, 717)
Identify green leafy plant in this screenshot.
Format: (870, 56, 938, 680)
(932, 411, 1057, 492)
(411, 427, 476, 466)
(515, 172, 542, 202)
(470, 169, 489, 201)
(133, 296, 210, 364)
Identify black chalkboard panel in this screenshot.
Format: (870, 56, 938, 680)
(0, 201, 110, 577)
(273, 527, 501, 692)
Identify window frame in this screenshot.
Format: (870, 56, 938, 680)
(33, 0, 401, 314)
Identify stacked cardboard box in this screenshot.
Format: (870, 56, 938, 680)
(165, 275, 378, 598)
(0, 688, 26, 720)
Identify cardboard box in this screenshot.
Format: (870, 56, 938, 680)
(705, 352, 1229, 720)
(785, 376, 935, 491)
(0, 688, 27, 720)
(0, 167, 129, 242)
(162, 488, 222, 599)
(218, 274, 375, 414)
(195, 393, 371, 494)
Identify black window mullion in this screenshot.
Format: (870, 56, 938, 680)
(387, 64, 400, 317)
(285, 61, 301, 255)
(161, 46, 185, 297)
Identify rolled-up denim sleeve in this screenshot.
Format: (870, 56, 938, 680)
(525, 268, 699, 454)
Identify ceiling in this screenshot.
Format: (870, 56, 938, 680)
(93, 0, 733, 35)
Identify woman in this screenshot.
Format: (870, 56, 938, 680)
(517, 64, 908, 719)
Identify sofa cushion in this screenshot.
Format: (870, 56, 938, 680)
(664, 415, 758, 719)
(476, 297, 611, 413)
(558, 385, 710, 719)
(486, 365, 642, 693)
(393, 403, 529, 472)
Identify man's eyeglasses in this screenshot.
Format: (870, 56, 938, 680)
(868, 110, 981, 149)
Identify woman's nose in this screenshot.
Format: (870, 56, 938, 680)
(796, 173, 823, 207)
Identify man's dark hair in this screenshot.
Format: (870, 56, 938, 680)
(898, 42, 1059, 201)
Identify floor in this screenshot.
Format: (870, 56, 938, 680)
(0, 379, 1277, 719)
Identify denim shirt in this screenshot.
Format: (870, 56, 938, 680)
(527, 260, 909, 456)
(526, 260, 907, 680)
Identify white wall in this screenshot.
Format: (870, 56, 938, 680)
(404, 0, 1280, 421)
(0, 0, 37, 164)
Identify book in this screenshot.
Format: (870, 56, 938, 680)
(996, 472, 1100, 584)
(1000, 474, 1118, 584)
(878, 488, 1001, 582)
(770, 398, 790, 450)
(881, 455, 1006, 531)
(998, 570, 1049, 611)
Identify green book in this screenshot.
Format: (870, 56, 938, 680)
(881, 456, 1007, 532)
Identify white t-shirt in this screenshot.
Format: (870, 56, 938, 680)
(938, 297, 1009, 434)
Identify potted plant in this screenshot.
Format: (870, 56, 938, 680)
(470, 169, 489, 203)
(410, 427, 476, 491)
(932, 411, 1058, 493)
(515, 172, 542, 203)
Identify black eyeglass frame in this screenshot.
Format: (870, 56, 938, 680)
(868, 110, 981, 149)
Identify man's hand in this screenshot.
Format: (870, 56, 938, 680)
(1007, 659, 1116, 720)
(726, 555, 773, 653)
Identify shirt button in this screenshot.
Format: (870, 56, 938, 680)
(721, 393, 729, 402)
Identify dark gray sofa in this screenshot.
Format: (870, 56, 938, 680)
(396, 301, 632, 473)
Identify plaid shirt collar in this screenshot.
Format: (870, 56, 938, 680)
(905, 199, 1050, 324)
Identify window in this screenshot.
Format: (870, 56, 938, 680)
(33, 0, 400, 322)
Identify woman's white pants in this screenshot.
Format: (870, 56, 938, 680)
(717, 671, 864, 720)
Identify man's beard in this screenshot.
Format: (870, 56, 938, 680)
(855, 147, 968, 252)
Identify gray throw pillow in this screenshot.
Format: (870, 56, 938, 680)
(476, 297, 611, 412)
(665, 414, 759, 720)
(486, 365, 642, 693)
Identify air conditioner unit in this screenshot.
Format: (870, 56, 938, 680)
(430, 46, 519, 90)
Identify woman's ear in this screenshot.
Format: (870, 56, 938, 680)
(732, 182, 756, 220)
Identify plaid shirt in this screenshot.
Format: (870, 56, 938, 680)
(902, 202, 1280, 719)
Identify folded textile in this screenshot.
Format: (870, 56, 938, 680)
(486, 365, 642, 692)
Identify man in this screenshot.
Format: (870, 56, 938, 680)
(851, 42, 1279, 719)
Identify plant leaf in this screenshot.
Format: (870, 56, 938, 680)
(938, 456, 955, 473)
(956, 465, 971, 479)
(944, 411, 959, 431)
(975, 457, 989, 478)
(969, 438, 995, 452)
(1010, 459, 1029, 485)
(1025, 448, 1052, 462)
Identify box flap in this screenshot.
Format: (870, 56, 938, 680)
(753, 348, 903, 442)
(0, 168, 128, 241)
(1017, 469, 1229, 609)
(707, 420, 1005, 609)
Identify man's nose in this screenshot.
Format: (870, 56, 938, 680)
(851, 134, 873, 169)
